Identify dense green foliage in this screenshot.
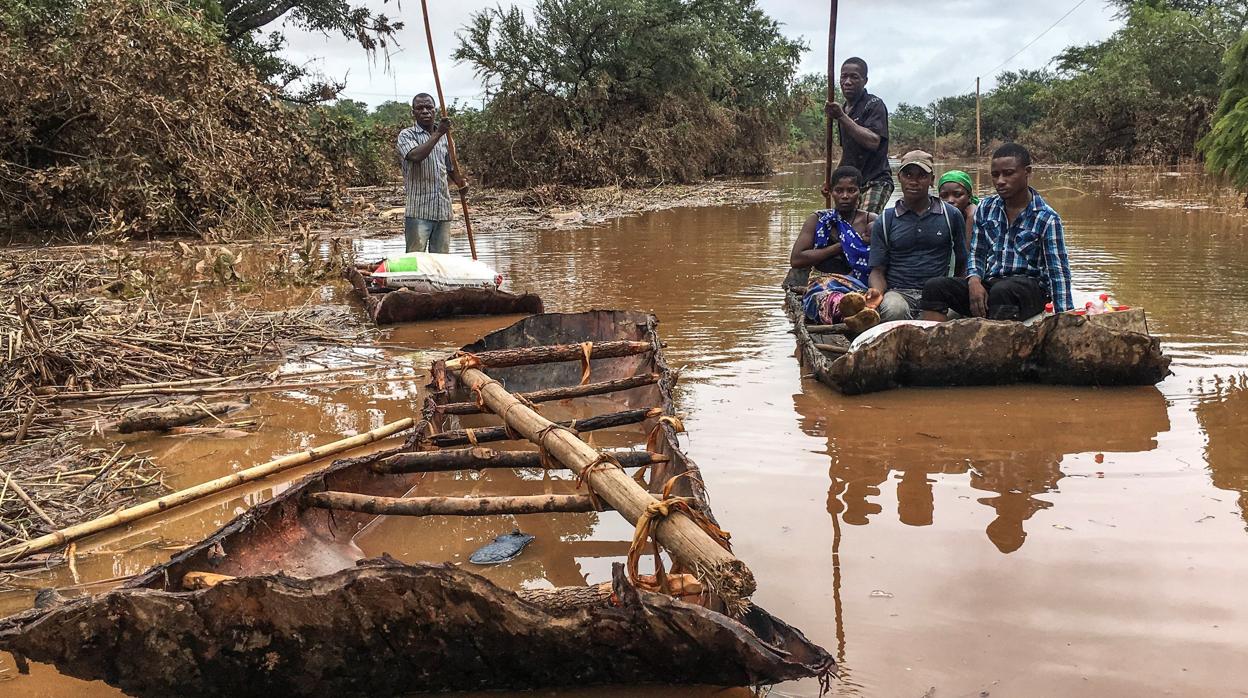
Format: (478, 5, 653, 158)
(1200, 29, 1248, 198)
(313, 99, 412, 185)
(450, 0, 805, 186)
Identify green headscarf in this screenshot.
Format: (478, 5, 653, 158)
(937, 170, 979, 204)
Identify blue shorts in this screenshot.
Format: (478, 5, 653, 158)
(404, 217, 451, 254)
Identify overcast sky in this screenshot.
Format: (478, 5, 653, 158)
(279, 0, 1120, 109)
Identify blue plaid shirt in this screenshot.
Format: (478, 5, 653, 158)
(969, 189, 1074, 311)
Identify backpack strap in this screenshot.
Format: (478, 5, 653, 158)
(941, 202, 955, 276)
(881, 206, 891, 248)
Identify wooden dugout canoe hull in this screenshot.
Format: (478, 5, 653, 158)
(783, 269, 1172, 395)
(0, 310, 832, 696)
(346, 264, 544, 324)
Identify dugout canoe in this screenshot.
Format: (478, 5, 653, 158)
(346, 262, 544, 324)
(0, 310, 833, 697)
(783, 268, 1171, 395)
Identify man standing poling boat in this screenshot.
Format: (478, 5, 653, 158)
(397, 93, 469, 254)
(868, 150, 967, 322)
(826, 57, 893, 215)
(919, 143, 1073, 321)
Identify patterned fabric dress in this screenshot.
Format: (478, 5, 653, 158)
(801, 210, 872, 323)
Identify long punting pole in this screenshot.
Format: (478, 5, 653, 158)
(823, 0, 839, 208)
(975, 77, 983, 191)
(420, 0, 479, 260)
(0, 418, 416, 562)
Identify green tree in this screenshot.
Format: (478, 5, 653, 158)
(453, 0, 805, 186)
(1200, 30, 1248, 202)
(890, 102, 932, 152)
(1036, 1, 1237, 163)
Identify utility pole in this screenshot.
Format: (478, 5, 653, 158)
(976, 76, 982, 191)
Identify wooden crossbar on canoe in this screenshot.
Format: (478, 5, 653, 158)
(372, 447, 668, 474)
(428, 407, 662, 447)
(436, 373, 661, 415)
(305, 492, 609, 516)
(452, 365, 755, 600)
(806, 323, 849, 334)
(445, 340, 652, 370)
(0, 310, 832, 697)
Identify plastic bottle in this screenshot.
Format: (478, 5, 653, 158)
(1084, 300, 1099, 315)
(1044, 302, 1055, 316)
(1099, 293, 1114, 312)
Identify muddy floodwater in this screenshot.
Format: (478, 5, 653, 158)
(6, 163, 1248, 697)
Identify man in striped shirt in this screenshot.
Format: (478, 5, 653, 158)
(919, 143, 1073, 320)
(397, 93, 468, 253)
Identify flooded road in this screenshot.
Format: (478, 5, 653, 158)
(7, 163, 1248, 697)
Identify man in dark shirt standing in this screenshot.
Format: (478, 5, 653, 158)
(827, 57, 892, 215)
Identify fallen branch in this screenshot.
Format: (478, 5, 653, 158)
(372, 447, 666, 474)
(428, 407, 661, 447)
(0, 418, 417, 562)
(305, 492, 609, 516)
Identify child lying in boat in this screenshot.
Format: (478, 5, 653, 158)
(802, 273, 883, 332)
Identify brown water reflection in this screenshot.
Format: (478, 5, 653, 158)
(799, 386, 1170, 552)
(7, 162, 1248, 697)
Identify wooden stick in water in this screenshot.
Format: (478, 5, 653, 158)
(306, 492, 609, 516)
(429, 407, 660, 447)
(44, 376, 421, 401)
(0, 418, 416, 562)
(814, 343, 849, 356)
(805, 323, 850, 334)
(373, 447, 667, 474)
(0, 468, 57, 529)
(443, 340, 651, 371)
(436, 373, 660, 415)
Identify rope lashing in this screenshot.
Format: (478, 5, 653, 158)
(579, 341, 593, 385)
(645, 414, 685, 453)
(470, 378, 503, 412)
(500, 400, 532, 440)
(626, 472, 731, 594)
(534, 422, 579, 471)
(464, 427, 478, 447)
(574, 451, 624, 509)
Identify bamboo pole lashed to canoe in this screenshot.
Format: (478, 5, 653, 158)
(436, 373, 660, 415)
(372, 447, 668, 474)
(306, 492, 610, 516)
(0, 418, 417, 562)
(444, 341, 652, 371)
(420, 0, 478, 260)
(451, 365, 755, 599)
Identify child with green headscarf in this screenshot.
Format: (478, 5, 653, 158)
(938, 170, 978, 255)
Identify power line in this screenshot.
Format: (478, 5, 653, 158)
(979, 0, 1090, 80)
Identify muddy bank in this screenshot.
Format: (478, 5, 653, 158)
(306, 181, 782, 239)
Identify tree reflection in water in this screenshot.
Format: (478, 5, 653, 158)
(1195, 374, 1248, 528)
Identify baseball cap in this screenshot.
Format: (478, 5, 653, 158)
(898, 150, 934, 174)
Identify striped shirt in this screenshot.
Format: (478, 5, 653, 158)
(397, 124, 455, 221)
(969, 188, 1074, 311)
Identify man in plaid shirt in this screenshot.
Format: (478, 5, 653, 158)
(919, 143, 1073, 320)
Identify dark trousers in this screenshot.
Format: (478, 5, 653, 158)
(920, 275, 1049, 321)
